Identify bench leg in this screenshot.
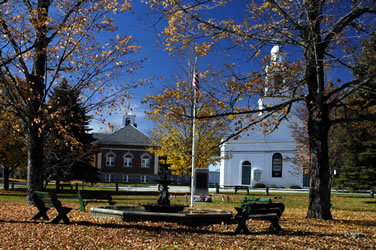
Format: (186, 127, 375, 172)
(234, 215, 250, 234)
(268, 218, 282, 232)
(79, 200, 88, 212)
(234, 222, 250, 234)
(31, 208, 50, 221)
(51, 207, 72, 224)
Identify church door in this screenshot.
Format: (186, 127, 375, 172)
(241, 161, 252, 185)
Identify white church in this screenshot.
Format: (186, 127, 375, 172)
(219, 45, 303, 188)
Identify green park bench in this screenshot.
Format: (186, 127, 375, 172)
(78, 190, 116, 212)
(241, 197, 272, 205)
(31, 191, 72, 224)
(234, 197, 284, 234)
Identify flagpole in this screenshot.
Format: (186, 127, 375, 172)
(190, 57, 198, 208)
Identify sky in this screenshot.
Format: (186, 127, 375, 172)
(89, 2, 177, 134)
(88, 1, 360, 135)
(88, 1, 260, 135)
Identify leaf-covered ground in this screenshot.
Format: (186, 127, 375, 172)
(0, 201, 375, 249)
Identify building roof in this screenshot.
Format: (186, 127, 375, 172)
(92, 133, 109, 141)
(93, 125, 152, 146)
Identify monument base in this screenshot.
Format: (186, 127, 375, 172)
(193, 194, 212, 202)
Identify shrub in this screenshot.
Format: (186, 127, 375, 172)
(269, 184, 277, 188)
(253, 183, 266, 188)
(288, 185, 302, 189)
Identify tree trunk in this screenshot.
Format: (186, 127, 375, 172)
(24, 0, 50, 205)
(3, 167, 10, 190)
(26, 127, 44, 205)
(306, 110, 332, 219)
(56, 180, 60, 193)
(303, 4, 332, 218)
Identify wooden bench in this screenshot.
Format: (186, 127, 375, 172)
(31, 191, 72, 224)
(234, 186, 250, 194)
(234, 198, 284, 234)
(241, 197, 272, 205)
(224, 186, 250, 194)
(60, 183, 73, 190)
(78, 190, 116, 212)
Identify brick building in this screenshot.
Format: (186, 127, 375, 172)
(93, 114, 159, 184)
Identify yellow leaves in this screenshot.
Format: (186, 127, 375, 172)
(261, 1, 271, 9)
(194, 42, 214, 57)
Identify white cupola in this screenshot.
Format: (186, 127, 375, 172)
(122, 113, 137, 127)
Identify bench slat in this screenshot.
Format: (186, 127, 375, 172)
(242, 197, 272, 204)
(234, 199, 285, 234)
(78, 190, 116, 212)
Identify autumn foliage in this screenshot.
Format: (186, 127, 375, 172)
(0, 0, 143, 204)
(0, 193, 375, 248)
(146, 0, 376, 220)
(145, 79, 228, 175)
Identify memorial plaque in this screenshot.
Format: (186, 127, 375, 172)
(194, 168, 209, 196)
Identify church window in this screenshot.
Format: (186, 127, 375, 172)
(140, 175, 148, 183)
(123, 175, 129, 183)
(105, 174, 113, 182)
(123, 153, 133, 168)
(141, 153, 151, 168)
(106, 152, 116, 167)
(272, 153, 283, 177)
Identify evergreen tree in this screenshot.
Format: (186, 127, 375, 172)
(337, 126, 376, 192)
(44, 79, 99, 186)
(335, 33, 376, 193)
(358, 140, 376, 191)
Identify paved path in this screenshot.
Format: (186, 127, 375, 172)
(0, 182, 370, 196)
(116, 185, 310, 194)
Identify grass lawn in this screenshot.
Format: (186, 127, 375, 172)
(0, 187, 375, 248)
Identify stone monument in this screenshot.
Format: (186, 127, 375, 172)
(194, 168, 211, 202)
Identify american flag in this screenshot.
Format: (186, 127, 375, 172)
(192, 72, 199, 90)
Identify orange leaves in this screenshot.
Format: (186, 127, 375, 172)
(0, 200, 376, 248)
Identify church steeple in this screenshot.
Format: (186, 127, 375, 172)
(264, 45, 284, 96)
(259, 45, 288, 114)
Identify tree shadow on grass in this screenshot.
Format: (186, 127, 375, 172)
(0, 218, 344, 239)
(73, 220, 230, 235)
(0, 218, 226, 235)
(337, 219, 376, 227)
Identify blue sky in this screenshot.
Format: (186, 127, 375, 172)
(88, 1, 359, 135)
(89, 1, 266, 134)
(89, 2, 175, 134)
